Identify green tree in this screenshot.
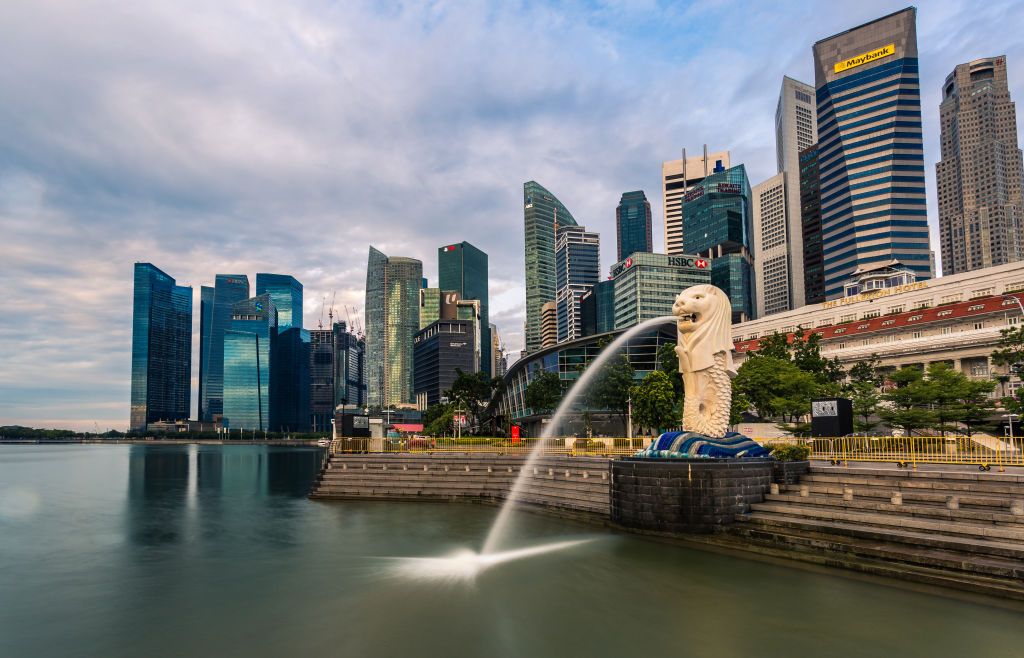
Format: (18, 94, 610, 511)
(791, 328, 845, 389)
(733, 356, 817, 423)
(629, 370, 677, 435)
(657, 341, 684, 401)
(423, 403, 454, 437)
(753, 331, 791, 361)
(991, 325, 1024, 413)
(584, 353, 636, 430)
(879, 367, 936, 436)
(848, 380, 881, 433)
(730, 390, 750, 426)
(847, 355, 884, 387)
(445, 369, 499, 432)
(524, 371, 563, 414)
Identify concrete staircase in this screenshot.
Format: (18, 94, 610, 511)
(310, 453, 611, 520)
(725, 465, 1024, 600)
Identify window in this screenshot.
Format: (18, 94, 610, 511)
(908, 314, 923, 321)
(863, 311, 880, 319)
(968, 304, 985, 311)
(732, 336, 742, 343)
(882, 319, 895, 326)
(841, 314, 856, 323)
(838, 342, 847, 349)
(938, 310, 953, 317)
(974, 322, 985, 330)
(817, 318, 834, 328)
(913, 301, 931, 310)
(857, 323, 870, 329)
(888, 305, 904, 314)
(1010, 317, 1020, 326)
(971, 288, 994, 298)
(912, 331, 923, 338)
(747, 333, 759, 340)
(834, 328, 847, 334)
(862, 339, 871, 346)
(940, 294, 962, 305)
(942, 327, 953, 334)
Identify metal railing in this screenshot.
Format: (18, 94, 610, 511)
(755, 435, 1024, 471)
(329, 436, 649, 457)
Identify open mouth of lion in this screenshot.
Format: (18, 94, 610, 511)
(677, 312, 699, 325)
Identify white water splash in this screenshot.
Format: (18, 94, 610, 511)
(481, 315, 675, 554)
(389, 539, 594, 582)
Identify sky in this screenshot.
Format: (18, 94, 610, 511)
(2, 0, 1023, 431)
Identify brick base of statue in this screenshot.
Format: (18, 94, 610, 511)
(634, 431, 770, 459)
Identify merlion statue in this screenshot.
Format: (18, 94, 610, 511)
(672, 284, 735, 438)
(634, 283, 768, 459)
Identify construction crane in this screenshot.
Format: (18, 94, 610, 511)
(328, 290, 337, 328)
(318, 294, 327, 330)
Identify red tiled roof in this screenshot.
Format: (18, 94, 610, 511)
(734, 294, 1017, 353)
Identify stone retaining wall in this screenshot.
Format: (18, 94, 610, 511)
(311, 453, 612, 521)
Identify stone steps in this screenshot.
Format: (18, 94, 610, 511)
(782, 482, 1018, 512)
(749, 501, 1024, 543)
(766, 492, 1024, 526)
(738, 510, 1024, 560)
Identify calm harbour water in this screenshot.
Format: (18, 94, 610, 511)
(1, 444, 1022, 658)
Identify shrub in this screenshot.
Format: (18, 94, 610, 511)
(770, 443, 811, 462)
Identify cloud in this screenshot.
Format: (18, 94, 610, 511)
(1, 0, 1022, 429)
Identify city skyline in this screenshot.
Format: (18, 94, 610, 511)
(3, 1, 1024, 430)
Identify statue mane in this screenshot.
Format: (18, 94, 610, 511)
(677, 284, 735, 374)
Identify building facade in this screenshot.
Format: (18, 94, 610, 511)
(222, 294, 276, 431)
(682, 164, 755, 322)
(309, 328, 335, 432)
(199, 274, 250, 421)
(540, 301, 558, 348)
(413, 319, 477, 409)
(555, 225, 600, 343)
(937, 56, 1023, 275)
(580, 279, 616, 337)
(524, 181, 578, 353)
(130, 263, 192, 432)
(813, 7, 931, 298)
(616, 191, 653, 262)
(752, 173, 790, 316)
(419, 287, 441, 330)
(775, 76, 819, 310)
(439, 241, 491, 375)
(273, 326, 310, 432)
(364, 246, 422, 408)
(662, 149, 730, 256)
(255, 273, 303, 330)
(611, 252, 712, 330)
(335, 321, 366, 410)
(800, 144, 826, 305)
(732, 261, 1024, 394)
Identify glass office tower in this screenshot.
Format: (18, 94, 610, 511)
(813, 7, 930, 299)
(364, 246, 422, 408)
(554, 225, 600, 342)
(130, 263, 192, 431)
(199, 274, 250, 421)
(615, 191, 653, 262)
(223, 294, 276, 431)
(256, 273, 303, 330)
(438, 242, 491, 375)
(800, 144, 826, 305)
(523, 181, 578, 353)
(682, 164, 756, 323)
(273, 326, 310, 432)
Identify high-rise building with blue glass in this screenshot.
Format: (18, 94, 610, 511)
(130, 263, 192, 431)
(615, 191, 653, 263)
(555, 225, 600, 342)
(438, 242, 490, 375)
(813, 7, 930, 299)
(580, 279, 616, 337)
(223, 294, 276, 431)
(199, 274, 250, 421)
(682, 164, 756, 322)
(273, 326, 310, 432)
(256, 273, 303, 330)
(523, 181, 578, 353)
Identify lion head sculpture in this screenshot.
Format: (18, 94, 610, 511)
(671, 284, 735, 375)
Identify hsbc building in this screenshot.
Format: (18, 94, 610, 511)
(610, 251, 712, 330)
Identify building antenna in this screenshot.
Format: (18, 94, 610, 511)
(703, 143, 708, 178)
(328, 290, 336, 327)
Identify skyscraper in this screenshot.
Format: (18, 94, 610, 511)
(555, 225, 600, 343)
(610, 253, 712, 329)
(419, 287, 441, 329)
(540, 301, 557, 349)
(813, 7, 930, 299)
(662, 149, 730, 255)
(580, 279, 616, 337)
(413, 319, 477, 409)
(364, 246, 422, 408)
(223, 294, 276, 431)
(682, 164, 756, 323)
(335, 321, 366, 410)
(255, 273, 303, 330)
(309, 328, 335, 432)
(130, 263, 192, 432)
(199, 274, 249, 421)
(616, 191, 653, 262)
(752, 173, 789, 316)
(774, 76, 819, 309)
(439, 242, 490, 375)
(799, 144, 826, 305)
(273, 326, 310, 432)
(523, 181, 578, 353)
(937, 56, 1023, 275)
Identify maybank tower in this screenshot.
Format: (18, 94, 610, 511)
(812, 7, 931, 299)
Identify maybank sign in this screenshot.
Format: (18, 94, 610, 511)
(834, 43, 896, 74)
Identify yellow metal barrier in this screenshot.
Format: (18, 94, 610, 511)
(754, 435, 1024, 471)
(330, 436, 650, 457)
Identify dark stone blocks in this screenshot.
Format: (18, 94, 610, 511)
(771, 460, 810, 485)
(611, 458, 772, 534)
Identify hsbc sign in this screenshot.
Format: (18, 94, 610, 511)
(667, 256, 709, 269)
